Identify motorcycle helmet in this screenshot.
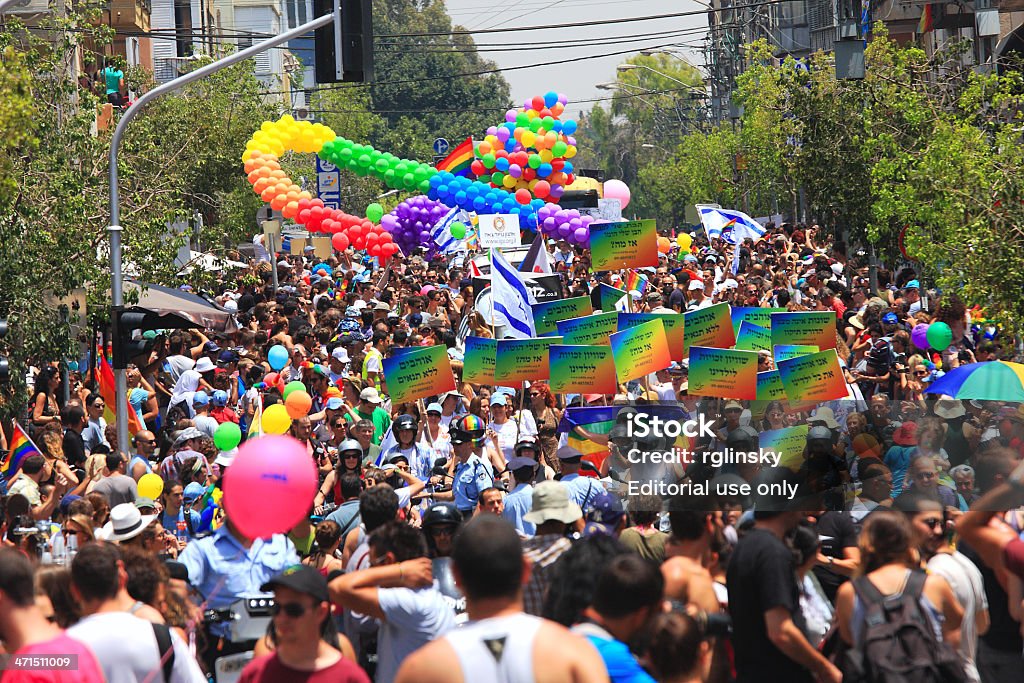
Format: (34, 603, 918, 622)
(514, 440, 539, 457)
(423, 502, 463, 529)
(394, 414, 418, 432)
(450, 414, 486, 447)
(338, 439, 364, 458)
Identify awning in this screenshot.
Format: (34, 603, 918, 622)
(124, 280, 239, 333)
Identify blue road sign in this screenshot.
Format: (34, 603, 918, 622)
(432, 137, 450, 156)
(316, 157, 341, 210)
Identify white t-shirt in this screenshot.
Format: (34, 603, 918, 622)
(375, 585, 456, 683)
(193, 414, 219, 440)
(927, 552, 987, 683)
(67, 611, 206, 683)
(488, 413, 538, 461)
(164, 355, 195, 384)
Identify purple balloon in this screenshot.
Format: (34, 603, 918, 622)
(557, 224, 572, 238)
(487, 126, 498, 136)
(911, 323, 930, 350)
(506, 109, 518, 123)
(573, 227, 588, 243)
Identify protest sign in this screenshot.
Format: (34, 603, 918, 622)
(598, 283, 627, 312)
(618, 313, 685, 361)
(770, 311, 837, 350)
(495, 337, 561, 384)
(683, 303, 735, 352)
(687, 346, 758, 400)
(609, 319, 671, 383)
(589, 219, 659, 270)
(557, 312, 619, 346)
(774, 345, 819, 362)
(382, 346, 456, 404)
(549, 345, 618, 395)
(777, 349, 848, 403)
(462, 336, 497, 385)
(532, 297, 594, 336)
(735, 321, 772, 353)
(760, 424, 810, 471)
(730, 307, 784, 334)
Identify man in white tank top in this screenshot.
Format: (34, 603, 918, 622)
(394, 515, 609, 683)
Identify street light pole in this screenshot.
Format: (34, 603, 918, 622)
(107, 13, 334, 455)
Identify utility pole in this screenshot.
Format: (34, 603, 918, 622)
(107, 13, 334, 455)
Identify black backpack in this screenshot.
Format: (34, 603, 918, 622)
(838, 570, 966, 683)
(866, 336, 895, 374)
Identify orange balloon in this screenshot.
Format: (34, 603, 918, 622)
(261, 187, 278, 202)
(256, 166, 272, 179)
(657, 236, 671, 254)
(264, 160, 281, 172)
(285, 391, 312, 419)
(551, 102, 565, 117)
(253, 178, 273, 194)
(286, 190, 301, 202)
(270, 194, 288, 211)
(283, 201, 299, 219)
(269, 169, 287, 180)
(244, 160, 259, 173)
(247, 170, 261, 184)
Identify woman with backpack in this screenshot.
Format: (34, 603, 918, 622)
(832, 510, 965, 683)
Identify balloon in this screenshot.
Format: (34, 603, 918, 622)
(927, 322, 953, 350)
(222, 435, 318, 540)
(911, 323, 930, 350)
(268, 344, 289, 370)
(676, 233, 693, 251)
(451, 222, 467, 239)
(603, 179, 631, 209)
(213, 422, 242, 451)
(331, 232, 350, 251)
(261, 403, 291, 435)
(285, 390, 313, 419)
(366, 203, 384, 222)
(138, 473, 164, 500)
(657, 237, 671, 254)
(282, 380, 306, 400)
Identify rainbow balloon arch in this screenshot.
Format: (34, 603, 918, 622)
(241, 92, 631, 261)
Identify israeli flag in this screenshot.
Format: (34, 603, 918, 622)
(490, 248, 537, 339)
(432, 207, 471, 254)
(696, 205, 767, 244)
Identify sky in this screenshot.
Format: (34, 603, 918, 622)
(442, 0, 712, 119)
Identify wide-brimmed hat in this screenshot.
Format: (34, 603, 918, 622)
(893, 421, 918, 447)
(809, 407, 840, 430)
(933, 397, 966, 419)
(98, 503, 156, 542)
(523, 481, 582, 525)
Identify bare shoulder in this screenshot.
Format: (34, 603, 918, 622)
(534, 620, 610, 683)
(394, 637, 461, 683)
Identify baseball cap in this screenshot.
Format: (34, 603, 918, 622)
(192, 391, 210, 406)
(261, 564, 329, 603)
(688, 279, 704, 291)
(59, 494, 81, 516)
(882, 312, 898, 324)
(135, 497, 157, 512)
(905, 279, 920, 290)
(331, 347, 349, 363)
(325, 397, 344, 410)
(183, 482, 206, 503)
(359, 387, 383, 404)
(491, 393, 508, 407)
(211, 390, 229, 407)
(582, 492, 626, 537)
(217, 350, 240, 364)
(426, 402, 443, 414)
(203, 341, 221, 354)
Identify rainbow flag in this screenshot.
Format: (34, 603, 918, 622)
(558, 406, 618, 466)
(626, 271, 650, 296)
(435, 137, 475, 177)
(2, 421, 42, 478)
(97, 355, 144, 436)
(918, 4, 936, 33)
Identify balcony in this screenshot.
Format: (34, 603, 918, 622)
(107, 0, 151, 32)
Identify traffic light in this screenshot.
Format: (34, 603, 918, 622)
(313, 0, 373, 84)
(112, 308, 152, 369)
(0, 319, 8, 383)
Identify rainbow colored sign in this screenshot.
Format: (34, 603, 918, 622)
(382, 345, 456, 404)
(776, 349, 848, 403)
(687, 346, 758, 400)
(774, 345, 819, 362)
(609, 319, 671, 383)
(495, 337, 562, 384)
(463, 336, 497, 385)
(549, 345, 618, 395)
(770, 311, 837, 350)
(735, 321, 771, 353)
(730, 306, 785, 334)
(532, 296, 594, 336)
(589, 219, 659, 270)
(683, 303, 735, 352)
(556, 312, 619, 346)
(618, 313, 685, 361)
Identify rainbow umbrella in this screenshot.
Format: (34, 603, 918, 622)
(924, 361, 1024, 402)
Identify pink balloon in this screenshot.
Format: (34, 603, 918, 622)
(223, 435, 318, 539)
(603, 179, 631, 210)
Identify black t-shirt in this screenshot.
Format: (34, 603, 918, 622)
(727, 527, 814, 683)
(812, 511, 858, 602)
(62, 429, 86, 468)
(959, 540, 1023, 652)
(668, 288, 687, 312)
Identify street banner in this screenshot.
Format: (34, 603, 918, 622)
(477, 214, 521, 248)
(683, 303, 735, 352)
(730, 306, 785, 334)
(774, 344, 820, 362)
(532, 296, 594, 336)
(383, 345, 457, 404)
(549, 345, 618, 395)
(495, 337, 561, 384)
(735, 321, 772, 353)
(770, 311, 837, 350)
(473, 274, 562, 304)
(687, 346, 758, 400)
(618, 313, 685, 361)
(777, 349, 848, 403)
(609, 319, 671, 383)
(598, 283, 628, 312)
(462, 336, 497, 385)
(589, 219, 659, 270)
(556, 312, 619, 346)
(760, 424, 810, 470)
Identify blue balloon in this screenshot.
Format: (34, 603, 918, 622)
(562, 161, 574, 175)
(495, 157, 510, 172)
(473, 196, 487, 211)
(544, 91, 559, 108)
(466, 185, 480, 198)
(537, 163, 553, 178)
(456, 191, 468, 204)
(505, 140, 517, 153)
(551, 121, 563, 133)
(437, 184, 449, 197)
(562, 120, 577, 135)
(429, 174, 443, 187)
(268, 344, 289, 371)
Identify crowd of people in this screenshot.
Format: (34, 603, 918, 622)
(0, 222, 1022, 683)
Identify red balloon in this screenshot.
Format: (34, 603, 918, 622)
(552, 160, 565, 171)
(369, 244, 382, 257)
(534, 180, 551, 198)
(515, 188, 531, 205)
(264, 372, 279, 385)
(297, 209, 311, 224)
(539, 108, 552, 118)
(309, 206, 324, 220)
(471, 160, 486, 176)
(349, 225, 363, 239)
(310, 198, 324, 209)
(366, 231, 379, 245)
(332, 232, 350, 251)
(513, 152, 529, 167)
(379, 232, 393, 243)
(522, 168, 536, 182)
(531, 95, 545, 110)
(495, 149, 509, 159)
(297, 198, 311, 211)
(361, 220, 373, 231)
(354, 236, 367, 250)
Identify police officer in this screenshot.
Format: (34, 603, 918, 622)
(179, 517, 300, 673)
(449, 415, 493, 517)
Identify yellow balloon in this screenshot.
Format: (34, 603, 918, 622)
(539, 150, 554, 163)
(521, 131, 536, 148)
(502, 174, 517, 189)
(138, 473, 164, 499)
(565, 145, 577, 159)
(676, 233, 693, 251)
(262, 403, 292, 434)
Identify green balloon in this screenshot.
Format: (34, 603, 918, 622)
(482, 153, 496, 168)
(529, 118, 543, 133)
(528, 154, 542, 169)
(213, 422, 242, 452)
(403, 173, 416, 188)
(451, 222, 467, 239)
(283, 380, 306, 400)
(516, 113, 529, 127)
(552, 141, 568, 157)
(338, 148, 353, 162)
(366, 203, 384, 222)
(490, 171, 504, 186)
(375, 158, 389, 173)
(542, 116, 555, 129)
(384, 169, 396, 185)
(477, 173, 491, 184)
(926, 322, 953, 350)
(419, 179, 432, 193)
(395, 162, 408, 175)
(358, 154, 372, 167)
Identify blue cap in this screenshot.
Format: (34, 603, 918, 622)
(683, 254, 698, 263)
(183, 482, 205, 503)
(326, 397, 344, 410)
(582, 492, 626, 537)
(192, 391, 209, 406)
(426, 402, 443, 414)
(882, 312, 898, 324)
(491, 393, 508, 407)
(905, 279, 920, 289)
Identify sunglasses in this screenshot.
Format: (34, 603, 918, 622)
(270, 602, 309, 618)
